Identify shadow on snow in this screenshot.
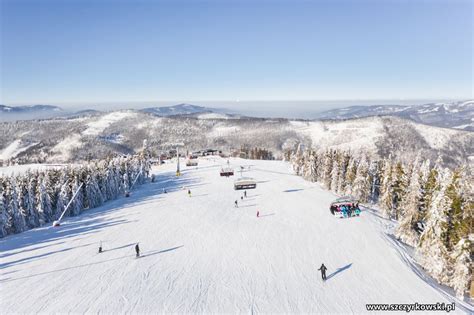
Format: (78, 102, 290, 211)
(0, 245, 184, 283)
(283, 189, 304, 193)
(0, 170, 198, 257)
(0, 242, 96, 269)
(326, 263, 352, 281)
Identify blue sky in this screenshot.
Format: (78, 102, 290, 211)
(0, 0, 472, 109)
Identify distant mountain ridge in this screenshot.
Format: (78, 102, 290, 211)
(0, 110, 472, 169)
(140, 103, 224, 116)
(1, 101, 473, 130)
(0, 104, 64, 122)
(0, 104, 62, 113)
(0, 103, 236, 122)
(314, 100, 474, 131)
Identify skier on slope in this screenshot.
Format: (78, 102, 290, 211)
(98, 241, 103, 253)
(235, 200, 238, 208)
(318, 263, 327, 281)
(244, 191, 247, 198)
(257, 210, 260, 217)
(188, 189, 191, 197)
(135, 243, 140, 257)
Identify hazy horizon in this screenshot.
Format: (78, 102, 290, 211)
(1, 98, 468, 119)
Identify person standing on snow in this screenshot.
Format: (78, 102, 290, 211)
(188, 189, 191, 197)
(257, 211, 260, 217)
(244, 191, 247, 198)
(318, 263, 327, 281)
(235, 200, 238, 208)
(135, 243, 140, 257)
(98, 241, 103, 253)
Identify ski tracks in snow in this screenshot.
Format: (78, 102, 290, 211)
(0, 158, 468, 313)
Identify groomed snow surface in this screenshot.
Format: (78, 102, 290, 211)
(0, 158, 470, 313)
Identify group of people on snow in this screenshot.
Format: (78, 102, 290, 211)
(98, 242, 141, 257)
(234, 190, 248, 208)
(330, 203, 361, 218)
(97, 180, 334, 281)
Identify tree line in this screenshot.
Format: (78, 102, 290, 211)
(288, 145, 472, 298)
(237, 146, 274, 160)
(0, 154, 151, 238)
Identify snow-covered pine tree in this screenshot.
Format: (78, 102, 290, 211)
(391, 162, 408, 220)
(337, 153, 350, 194)
(321, 150, 334, 189)
(111, 159, 120, 198)
(417, 159, 431, 226)
(53, 169, 69, 219)
(301, 150, 311, 181)
(46, 170, 58, 218)
(290, 145, 303, 175)
(9, 178, 26, 234)
(442, 169, 463, 251)
(142, 153, 151, 179)
(123, 171, 130, 194)
(330, 153, 340, 193)
(18, 175, 37, 229)
(367, 159, 381, 203)
(27, 174, 39, 228)
(379, 159, 394, 219)
(113, 161, 125, 195)
(55, 178, 71, 219)
(443, 168, 473, 296)
(395, 158, 422, 246)
(70, 176, 84, 216)
(314, 150, 325, 182)
(450, 238, 472, 298)
(103, 167, 113, 201)
(419, 166, 438, 227)
(343, 155, 357, 196)
(135, 157, 146, 185)
(85, 170, 104, 209)
(97, 162, 109, 201)
(434, 154, 444, 172)
(307, 150, 318, 182)
(417, 168, 452, 284)
(0, 180, 11, 237)
(36, 174, 53, 225)
(352, 155, 371, 202)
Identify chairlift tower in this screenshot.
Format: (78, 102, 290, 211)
(176, 146, 181, 176)
(174, 142, 185, 176)
(160, 142, 184, 176)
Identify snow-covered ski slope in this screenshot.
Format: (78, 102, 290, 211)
(0, 158, 469, 313)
